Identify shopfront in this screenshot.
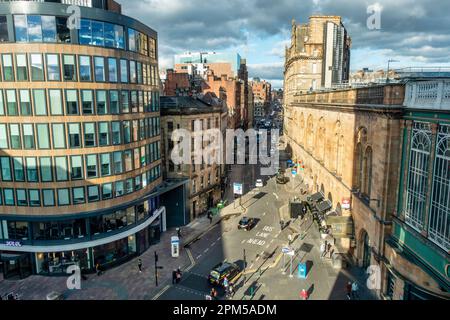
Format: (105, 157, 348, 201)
(0, 251, 32, 280)
(35, 249, 91, 275)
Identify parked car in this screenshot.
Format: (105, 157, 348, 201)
(208, 262, 241, 286)
(255, 179, 263, 188)
(238, 216, 257, 231)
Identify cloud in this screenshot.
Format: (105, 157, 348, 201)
(248, 62, 284, 80)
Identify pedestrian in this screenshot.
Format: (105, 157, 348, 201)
(351, 281, 359, 300)
(300, 289, 309, 300)
(95, 263, 102, 276)
(207, 211, 213, 224)
(319, 242, 326, 259)
(138, 259, 142, 273)
(177, 227, 182, 238)
(176, 268, 182, 283)
(327, 243, 333, 258)
(172, 270, 177, 284)
(345, 281, 352, 300)
(210, 288, 218, 300)
(228, 282, 234, 298)
(223, 277, 229, 290)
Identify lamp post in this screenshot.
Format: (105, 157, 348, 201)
(386, 59, 399, 83)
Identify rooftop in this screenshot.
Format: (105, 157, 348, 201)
(160, 95, 226, 115)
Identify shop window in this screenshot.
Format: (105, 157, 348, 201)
(49, 89, 63, 115)
(108, 58, 118, 82)
(94, 56, 105, 82)
(72, 187, 85, 204)
(29, 189, 41, 207)
(26, 157, 38, 182)
(83, 122, 96, 147)
(16, 54, 28, 81)
(52, 123, 66, 149)
(57, 188, 70, 206)
(98, 122, 110, 146)
(96, 90, 107, 115)
(30, 54, 44, 81)
(6, 90, 18, 115)
(68, 123, 81, 148)
(102, 183, 112, 200)
(55, 156, 68, 181)
(63, 55, 76, 81)
(70, 155, 83, 180)
(40, 157, 53, 182)
(46, 54, 60, 81)
(86, 154, 98, 178)
(0, 157, 12, 181)
(7, 221, 28, 240)
(2, 54, 14, 81)
(42, 189, 55, 206)
(33, 89, 47, 115)
(109, 90, 119, 114)
(79, 56, 92, 81)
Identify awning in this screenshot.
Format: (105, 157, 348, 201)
(316, 200, 332, 213)
(310, 192, 324, 203)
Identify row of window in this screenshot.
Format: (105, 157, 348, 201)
(0, 165, 161, 209)
(0, 53, 158, 85)
(0, 118, 160, 150)
(10, 15, 156, 58)
(0, 88, 159, 117)
(0, 196, 160, 241)
(0, 142, 160, 183)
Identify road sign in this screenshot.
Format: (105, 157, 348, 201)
(298, 262, 307, 279)
(233, 183, 243, 195)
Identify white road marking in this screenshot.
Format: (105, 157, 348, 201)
(204, 248, 209, 253)
(241, 239, 246, 244)
(217, 237, 221, 241)
(266, 244, 270, 248)
(272, 193, 279, 200)
(211, 241, 216, 247)
(196, 254, 202, 259)
(255, 256, 260, 262)
(249, 263, 254, 269)
(262, 212, 266, 216)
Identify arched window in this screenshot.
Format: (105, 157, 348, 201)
(320, 183, 325, 195)
(336, 134, 344, 176)
(405, 122, 431, 231)
(354, 142, 363, 190)
(299, 112, 305, 144)
(306, 114, 314, 151)
(328, 192, 333, 204)
(362, 146, 373, 199)
(429, 124, 450, 251)
(316, 117, 325, 161)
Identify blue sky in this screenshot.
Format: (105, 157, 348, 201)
(118, 0, 450, 89)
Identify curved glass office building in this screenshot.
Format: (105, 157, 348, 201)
(0, 0, 164, 278)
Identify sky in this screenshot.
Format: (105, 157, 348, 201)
(117, 0, 450, 89)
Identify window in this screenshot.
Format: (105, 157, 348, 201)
(57, 188, 70, 206)
(14, 15, 28, 42)
(33, 89, 47, 115)
(102, 183, 112, 200)
(125, 178, 133, 194)
(37, 123, 50, 149)
(130, 91, 137, 113)
(149, 37, 156, 59)
(6, 90, 18, 115)
(100, 153, 111, 177)
(16, 189, 27, 206)
(94, 56, 105, 82)
(115, 181, 124, 197)
(120, 90, 130, 113)
(10, 124, 21, 149)
(109, 90, 119, 114)
(13, 157, 24, 181)
(124, 150, 133, 172)
(0, 91, 4, 116)
(81, 90, 94, 114)
(66, 90, 79, 115)
(0, 16, 8, 42)
(49, 89, 63, 115)
(128, 28, 136, 51)
(92, 21, 104, 46)
(111, 121, 121, 145)
(405, 122, 431, 231)
(26, 157, 38, 182)
(98, 122, 110, 146)
(88, 185, 100, 202)
(23, 124, 35, 149)
(130, 60, 136, 83)
(132, 120, 139, 142)
(86, 154, 98, 178)
(16, 54, 28, 81)
(46, 54, 60, 81)
(137, 62, 143, 84)
(96, 90, 107, 115)
(4, 189, 15, 206)
(56, 17, 70, 43)
(123, 121, 131, 144)
(40, 157, 53, 182)
(79, 19, 123, 49)
(113, 151, 123, 174)
(120, 59, 128, 83)
(55, 156, 68, 181)
(72, 187, 85, 204)
(42, 189, 55, 206)
(63, 55, 76, 81)
(0, 124, 7, 148)
(29, 189, 41, 207)
(52, 123, 66, 149)
(30, 54, 44, 81)
(79, 56, 92, 81)
(68, 123, 81, 148)
(84, 122, 96, 147)
(108, 58, 117, 82)
(2, 54, 14, 81)
(42, 16, 57, 42)
(70, 155, 83, 180)
(0, 157, 12, 181)
(19, 90, 31, 115)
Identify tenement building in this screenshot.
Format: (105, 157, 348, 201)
(284, 84, 405, 297)
(384, 78, 450, 300)
(160, 94, 227, 220)
(0, 1, 165, 279)
(284, 16, 351, 106)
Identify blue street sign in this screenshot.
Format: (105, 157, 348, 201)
(298, 262, 307, 279)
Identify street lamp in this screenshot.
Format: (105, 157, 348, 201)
(386, 59, 399, 83)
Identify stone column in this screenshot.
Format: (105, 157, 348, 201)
(421, 123, 438, 237)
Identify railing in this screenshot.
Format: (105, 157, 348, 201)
(404, 79, 450, 110)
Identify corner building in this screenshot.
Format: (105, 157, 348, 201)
(0, 0, 164, 278)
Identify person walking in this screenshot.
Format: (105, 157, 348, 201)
(177, 227, 182, 238)
(95, 263, 102, 276)
(210, 288, 218, 300)
(351, 281, 359, 300)
(172, 270, 177, 284)
(138, 259, 143, 273)
(207, 211, 213, 224)
(227, 282, 235, 298)
(345, 281, 352, 300)
(223, 277, 229, 291)
(300, 289, 309, 300)
(176, 268, 182, 284)
(319, 242, 326, 259)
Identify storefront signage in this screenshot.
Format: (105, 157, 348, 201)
(342, 198, 351, 210)
(5, 241, 23, 247)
